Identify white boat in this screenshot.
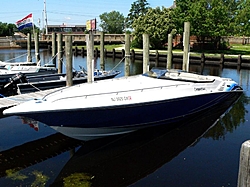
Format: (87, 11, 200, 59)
(16, 69, 121, 94)
(3, 68, 243, 141)
(0, 61, 57, 88)
(0, 61, 37, 67)
(0, 62, 57, 75)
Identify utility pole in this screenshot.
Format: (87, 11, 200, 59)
(44, 0, 48, 34)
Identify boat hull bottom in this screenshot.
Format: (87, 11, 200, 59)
(51, 126, 139, 141)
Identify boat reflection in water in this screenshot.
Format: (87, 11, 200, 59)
(0, 133, 82, 179)
(50, 93, 245, 187)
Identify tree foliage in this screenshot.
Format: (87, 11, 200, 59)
(171, 0, 250, 49)
(127, 0, 250, 49)
(234, 0, 250, 36)
(126, 0, 150, 29)
(0, 21, 39, 37)
(0, 22, 17, 36)
(188, 0, 230, 48)
(132, 6, 175, 49)
(99, 11, 125, 34)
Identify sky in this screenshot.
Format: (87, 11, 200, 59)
(0, 0, 174, 29)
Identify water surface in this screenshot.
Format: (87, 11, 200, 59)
(0, 49, 249, 187)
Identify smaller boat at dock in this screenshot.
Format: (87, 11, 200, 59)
(0, 61, 37, 67)
(15, 69, 121, 94)
(0, 61, 57, 96)
(3, 68, 243, 141)
(0, 62, 57, 76)
(0, 61, 57, 88)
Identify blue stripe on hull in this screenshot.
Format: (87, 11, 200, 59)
(21, 92, 241, 129)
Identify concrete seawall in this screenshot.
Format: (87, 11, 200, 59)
(0, 37, 21, 49)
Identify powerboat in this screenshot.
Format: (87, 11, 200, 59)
(3, 68, 243, 141)
(0, 63, 57, 75)
(0, 63, 57, 96)
(0, 61, 37, 67)
(0, 61, 57, 86)
(0, 69, 120, 96)
(16, 69, 121, 94)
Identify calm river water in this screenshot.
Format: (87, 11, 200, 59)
(0, 49, 249, 187)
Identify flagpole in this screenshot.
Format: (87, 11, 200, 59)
(31, 13, 40, 64)
(44, 0, 48, 34)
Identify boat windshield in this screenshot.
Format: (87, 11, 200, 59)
(142, 68, 167, 78)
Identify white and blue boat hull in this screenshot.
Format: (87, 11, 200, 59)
(3, 68, 243, 140)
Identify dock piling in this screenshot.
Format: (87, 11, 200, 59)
(237, 140, 250, 187)
(52, 32, 57, 66)
(34, 32, 40, 63)
(65, 35, 73, 87)
(27, 33, 32, 62)
(86, 31, 94, 83)
(143, 33, 150, 73)
(125, 33, 131, 76)
(57, 33, 63, 73)
(183, 22, 190, 71)
(167, 33, 173, 69)
(100, 32, 105, 71)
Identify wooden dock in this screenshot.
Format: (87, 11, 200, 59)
(0, 87, 63, 112)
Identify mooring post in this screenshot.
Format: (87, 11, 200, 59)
(65, 35, 73, 87)
(155, 50, 159, 67)
(57, 33, 63, 73)
(74, 44, 78, 56)
(237, 140, 250, 187)
(131, 49, 135, 61)
(125, 33, 131, 76)
(52, 32, 57, 66)
(81, 47, 85, 57)
(143, 33, 150, 73)
(34, 32, 40, 63)
(100, 32, 105, 71)
(27, 33, 32, 62)
(86, 31, 94, 83)
(183, 22, 190, 71)
(112, 49, 116, 59)
(167, 33, 173, 69)
(201, 53, 205, 64)
(95, 47, 98, 58)
(237, 54, 242, 67)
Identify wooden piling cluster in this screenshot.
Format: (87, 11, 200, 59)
(69, 47, 250, 69)
(45, 31, 250, 70)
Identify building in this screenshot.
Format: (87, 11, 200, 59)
(47, 24, 86, 34)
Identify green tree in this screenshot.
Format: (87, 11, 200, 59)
(126, 0, 150, 29)
(0, 22, 17, 36)
(172, 0, 192, 34)
(99, 11, 125, 34)
(223, 0, 241, 36)
(173, 0, 236, 49)
(190, 0, 230, 48)
(132, 6, 176, 49)
(234, 0, 250, 36)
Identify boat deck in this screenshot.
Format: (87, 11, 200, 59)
(0, 87, 63, 112)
